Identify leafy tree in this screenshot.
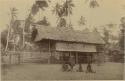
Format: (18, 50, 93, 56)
(106, 23, 116, 29)
(103, 27, 110, 44)
(25, 0, 49, 32)
(25, 14, 34, 32)
(119, 17, 125, 50)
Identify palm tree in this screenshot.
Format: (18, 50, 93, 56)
(103, 27, 110, 44)
(62, 0, 74, 27)
(119, 17, 125, 50)
(52, 3, 66, 27)
(25, 0, 49, 32)
(78, 16, 86, 26)
(23, 0, 51, 55)
(62, 0, 75, 16)
(85, 0, 99, 8)
(25, 14, 34, 32)
(5, 8, 18, 51)
(52, 0, 75, 17)
(52, 0, 74, 28)
(52, 3, 62, 17)
(32, 0, 48, 15)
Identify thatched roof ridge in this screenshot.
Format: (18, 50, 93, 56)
(34, 25, 105, 44)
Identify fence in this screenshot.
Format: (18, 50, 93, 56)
(1, 51, 107, 65)
(2, 51, 52, 64)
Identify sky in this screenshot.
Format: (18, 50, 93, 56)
(0, 0, 125, 36)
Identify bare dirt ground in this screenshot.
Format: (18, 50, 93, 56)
(1, 62, 124, 80)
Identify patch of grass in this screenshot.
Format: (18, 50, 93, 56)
(1, 62, 124, 80)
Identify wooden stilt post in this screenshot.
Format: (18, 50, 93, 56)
(48, 40, 51, 64)
(9, 53, 11, 64)
(76, 52, 78, 64)
(91, 53, 93, 63)
(22, 20, 25, 48)
(14, 43, 16, 64)
(69, 51, 71, 57)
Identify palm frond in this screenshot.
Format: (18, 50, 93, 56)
(52, 3, 63, 17)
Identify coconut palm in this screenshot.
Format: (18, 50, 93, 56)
(52, 3, 63, 17)
(52, 3, 66, 27)
(62, 0, 75, 16)
(25, 0, 50, 32)
(31, 0, 48, 15)
(103, 27, 110, 44)
(78, 16, 86, 26)
(5, 8, 18, 51)
(52, 0, 74, 28)
(85, 0, 99, 8)
(63, 0, 74, 28)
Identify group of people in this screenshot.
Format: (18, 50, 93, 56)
(62, 55, 96, 73)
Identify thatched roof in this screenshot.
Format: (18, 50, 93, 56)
(34, 25, 105, 44)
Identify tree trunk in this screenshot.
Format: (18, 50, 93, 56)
(5, 25, 11, 51)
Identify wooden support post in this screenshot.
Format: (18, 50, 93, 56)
(91, 54, 93, 63)
(18, 53, 21, 64)
(48, 40, 51, 64)
(69, 51, 71, 57)
(9, 54, 11, 64)
(22, 25, 25, 48)
(76, 52, 78, 64)
(54, 51, 56, 64)
(14, 44, 16, 64)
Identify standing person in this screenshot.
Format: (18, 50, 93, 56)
(62, 54, 69, 72)
(78, 55, 83, 72)
(69, 55, 75, 71)
(86, 55, 96, 73)
(78, 63, 83, 72)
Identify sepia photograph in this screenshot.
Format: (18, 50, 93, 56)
(0, 0, 125, 80)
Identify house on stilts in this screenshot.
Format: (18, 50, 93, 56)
(31, 25, 105, 64)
